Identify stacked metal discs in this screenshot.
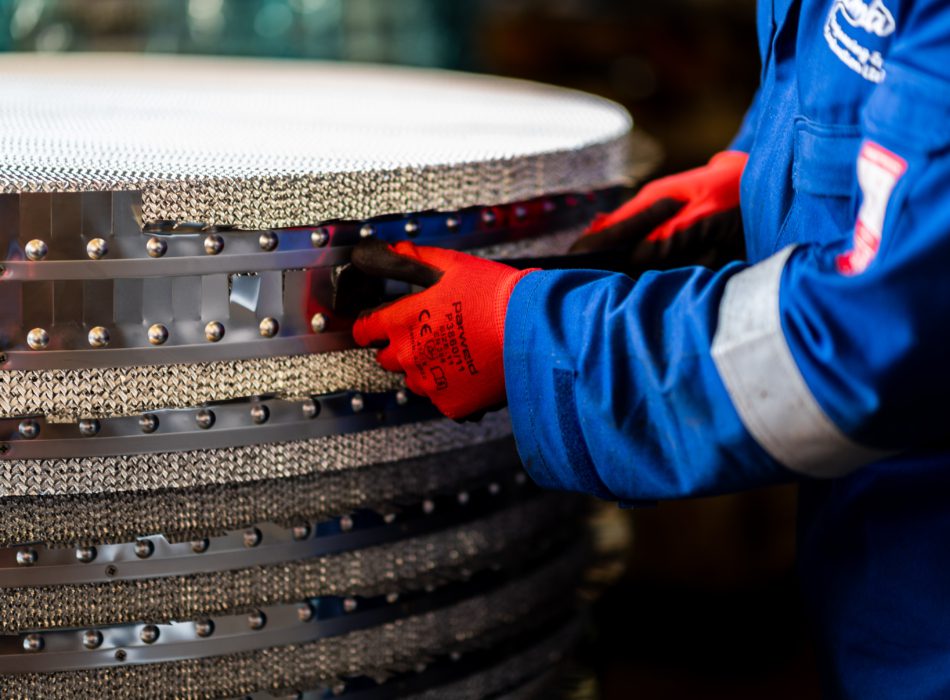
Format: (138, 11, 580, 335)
(0, 55, 631, 699)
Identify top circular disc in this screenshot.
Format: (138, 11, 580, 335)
(0, 54, 631, 229)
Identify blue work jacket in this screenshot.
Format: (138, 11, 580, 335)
(503, 1, 950, 697)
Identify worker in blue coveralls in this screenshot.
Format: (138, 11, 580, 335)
(350, 1, 950, 697)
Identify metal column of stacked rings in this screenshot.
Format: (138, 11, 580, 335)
(0, 55, 631, 699)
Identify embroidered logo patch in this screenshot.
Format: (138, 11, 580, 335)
(824, 0, 895, 83)
(836, 141, 906, 275)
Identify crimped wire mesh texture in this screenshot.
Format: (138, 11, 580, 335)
(0, 54, 631, 229)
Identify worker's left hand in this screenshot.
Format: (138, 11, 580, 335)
(351, 240, 537, 420)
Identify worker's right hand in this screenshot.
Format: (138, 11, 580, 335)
(570, 150, 748, 272)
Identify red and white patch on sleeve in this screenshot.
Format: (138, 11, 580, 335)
(836, 141, 907, 275)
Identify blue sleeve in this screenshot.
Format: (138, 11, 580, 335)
(729, 87, 762, 153)
(503, 264, 785, 502)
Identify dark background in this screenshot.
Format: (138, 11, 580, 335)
(0, 1, 819, 696)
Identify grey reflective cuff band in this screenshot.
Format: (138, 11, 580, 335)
(711, 246, 886, 477)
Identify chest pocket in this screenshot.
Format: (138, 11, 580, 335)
(773, 118, 861, 250)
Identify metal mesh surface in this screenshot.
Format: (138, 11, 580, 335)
(0, 55, 630, 229)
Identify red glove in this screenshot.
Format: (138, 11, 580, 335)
(351, 240, 537, 420)
(571, 150, 748, 271)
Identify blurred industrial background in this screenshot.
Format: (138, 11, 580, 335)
(0, 0, 818, 697)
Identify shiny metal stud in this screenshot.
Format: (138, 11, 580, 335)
(86, 238, 108, 260)
(343, 598, 358, 613)
(147, 323, 169, 346)
(310, 228, 329, 247)
(297, 603, 314, 622)
(139, 414, 159, 433)
(146, 237, 167, 258)
(350, 393, 365, 413)
(22, 634, 43, 652)
(457, 491, 470, 505)
(16, 548, 37, 566)
(243, 528, 262, 548)
(87, 326, 110, 348)
(422, 499, 435, 514)
(514, 205, 528, 220)
(196, 409, 215, 429)
(339, 515, 354, 532)
(259, 317, 279, 338)
(134, 538, 154, 559)
(542, 199, 557, 213)
(291, 523, 311, 541)
(515, 472, 527, 485)
(26, 328, 49, 350)
(302, 398, 320, 419)
(191, 538, 209, 554)
(204, 321, 225, 343)
(310, 313, 327, 334)
(359, 224, 375, 239)
(488, 482, 501, 496)
(446, 215, 460, 231)
(395, 389, 409, 406)
(82, 630, 103, 650)
(24, 239, 48, 261)
(385, 592, 399, 604)
(203, 234, 224, 255)
(258, 231, 278, 251)
(195, 619, 214, 638)
(383, 513, 397, 524)
(139, 625, 160, 644)
(250, 404, 269, 424)
(481, 209, 496, 225)
(78, 419, 100, 437)
(18, 420, 39, 439)
(75, 546, 97, 563)
(247, 610, 266, 630)
(404, 219, 420, 237)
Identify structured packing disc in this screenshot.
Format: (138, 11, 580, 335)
(0, 54, 632, 699)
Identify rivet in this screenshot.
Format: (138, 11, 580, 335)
(139, 414, 159, 433)
(82, 630, 103, 650)
(134, 538, 154, 559)
(247, 610, 266, 630)
(404, 219, 420, 237)
(446, 215, 460, 231)
(105, 564, 118, 576)
(195, 619, 214, 638)
(203, 234, 224, 255)
(243, 528, 262, 548)
(78, 419, 100, 437)
(302, 398, 320, 419)
(139, 625, 160, 644)
(258, 317, 279, 338)
(196, 409, 215, 429)
(86, 238, 108, 260)
(386, 592, 399, 604)
(422, 499, 435, 515)
(310, 228, 329, 247)
(339, 515, 354, 532)
(250, 404, 269, 424)
(18, 420, 39, 439)
(147, 323, 169, 346)
(191, 538, 209, 553)
(114, 649, 127, 661)
(22, 634, 43, 652)
(359, 224, 375, 239)
(87, 326, 110, 348)
(514, 205, 528, 220)
(75, 546, 97, 563)
(383, 513, 397, 524)
(457, 491, 470, 505)
(395, 389, 409, 406)
(350, 393, 365, 413)
(0, 352, 7, 365)
(204, 321, 225, 343)
(331, 683, 347, 696)
(542, 199, 557, 213)
(566, 194, 579, 207)
(488, 482, 501, 495)
(515, 472, 527, 485)
(16, 548, 37, 566)
(450, 650, 462, 662)
(146, 237, 167, 258)
(342, 598, 358, 613)
(26, 328, 49, 350)
(24, 239, 48, 261)
(258, 232, 278, 251)
(310, 313, 327, 334)
(481, 209, 496, 225)
(414, 662, 427, 674)
(297, 602, 314, 622)
(291, 523, 311, 541)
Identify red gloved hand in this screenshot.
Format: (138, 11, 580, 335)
(570, 150, 748, 271)
(351, 240, 537, 420)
